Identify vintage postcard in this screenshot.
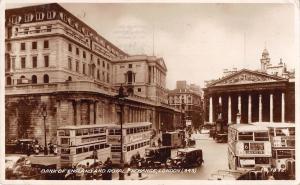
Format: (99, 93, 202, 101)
(1, 0, 299, 184)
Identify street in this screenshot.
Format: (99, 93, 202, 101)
(124, 133, 228, 180)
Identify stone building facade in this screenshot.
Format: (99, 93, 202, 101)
(203, 49, 295, 125)
(168, 81, 203, 129)
(5, 3, 180, 144)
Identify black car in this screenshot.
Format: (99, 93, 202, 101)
(145, 146, 171, 168)
(168, 148, 203, 168)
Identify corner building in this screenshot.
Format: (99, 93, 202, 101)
(5, 3, 180, 144)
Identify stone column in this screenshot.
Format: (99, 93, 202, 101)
(248, 95, 252, 123)
(89, 101, 94, 124)
(259, 94, 262, 122)
(75, 100, 81, 125)
(228, 96, 232, 123)
(94, 101, 98, 124)
(209, 96, 213, 123)
(238, 95, 241, 114)
(270, 93, 273, 122)
(282, 92, 285, 122)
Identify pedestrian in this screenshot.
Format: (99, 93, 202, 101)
(103, 157, 112, 180)
(158, 138, 162, 147)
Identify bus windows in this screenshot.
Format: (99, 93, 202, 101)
(61, 148, 70, 154)
(238, 132, 253, 141)
(83, 146, 88, 152)
(254, 132, 269, 141)
(89, 145, 94, 151)
(131, 145, 134, 151)
(127, 146, 130, 151)
(58, 130, 65, 136)
(76, 147, 82, 154)
(288, 128, 295, 136)
(89, 128, 94, 135)
(76, 129, 82, 136)
(115, 129, 121, 135)
(126, 129, 130, 134)
(94, 128, 100, 134)
(83, 129, 88, 135)
(255, 157, 269, 164)
(61, 138, 70, 145)
(269, 128, 274, 136)
(65, 130, 70, 136)
(138, 143, 141, 148)
(95, 145, 99, 150)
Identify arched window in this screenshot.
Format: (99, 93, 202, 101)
(68, 76, 72, 81)
(6, 77, 12, 85)
(20, 75, 25, 79)
(32, 75, 37, 84)
(127, 88, 133, 95)
(43, 74, 49, 83)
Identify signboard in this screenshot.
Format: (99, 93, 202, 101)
(107, 135, 121, 143)
(243, 143, 264, 154)
(126, 132, 150, 143)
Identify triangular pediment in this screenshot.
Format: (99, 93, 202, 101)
(208, 69, 286, 87)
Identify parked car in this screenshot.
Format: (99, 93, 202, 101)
(169, 148, 204, 168)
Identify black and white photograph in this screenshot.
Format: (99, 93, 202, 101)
(1, 0, 298, 183)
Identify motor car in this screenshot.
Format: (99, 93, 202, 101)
(145, 146, 171, 168)
(170, 148, 204, 168)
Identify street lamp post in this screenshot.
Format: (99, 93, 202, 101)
(115, 84, 128, 180)
(181, 98, 186, 130)
(42, 105, 48, 155)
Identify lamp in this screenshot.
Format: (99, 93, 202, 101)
(42, 105, 48, 155)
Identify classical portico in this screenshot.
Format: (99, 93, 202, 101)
(204, 69, 295, 124)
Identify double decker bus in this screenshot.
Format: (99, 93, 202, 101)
(251, 122, 295, 175)
(107, 122, 152, 164)
(57, 124, 111, 168)
(228, 124, 272, 171)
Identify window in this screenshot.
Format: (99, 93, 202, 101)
(32, 42, 37, 50)
(31, 75, 37, 84)
(46, 25, 52, 32)
(138, 88, 141, 92)
(35, 26, 41, 33)
(76, 48, 79, 55)
(32, 56, 37, 68)
(21, 43, 26, 50)
(7, 43, 11, 51)
(238, 132, 253, 141)
(44, 56, 49, 67)
(102, 61, 105, 68)
(83, 51, 86, 58)
(107, 73, 110, 83)
(91, 54, 93, 60)
(76, 148, 82, 154)
(97, 70, 100, 79)
(68, 58, 72, 70)
(44, 40, 49, 49)
(83, 63, 86, 74)
(36, 12, 44, 20)
(129, 64, 132, 68)
(76, 129, 82, 136)
(21, 57, 26, 68)
(254, 132, 269, 141)
(47, 11, 55, 19)
(76, 61, 79, 72)
(6, 77, 12, 85)
(68, 44, 72, 52)
(97, 59, 100, 65)
(107, 63, 110, 70)
(43, 74, 49, 83)
(24, 27, 29, 34)
(24, 14, 32, 22)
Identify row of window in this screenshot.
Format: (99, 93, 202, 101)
(75, 143, 110, 154)
(68, 43, 110, 69)
(126, 140, 150, 152)
(75, 128, 106, 136)
(20, 40, 49, 51)
(6, 74, 49, 86)
(108, 126, 151, 136)
(19, 55, 49, 69)
(8, 11, 56, 24)
(67, 58, 110, 83)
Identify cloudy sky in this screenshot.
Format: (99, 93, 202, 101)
(6, 2, 297, 89)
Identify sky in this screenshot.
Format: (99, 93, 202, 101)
(6, 2, 297, 89)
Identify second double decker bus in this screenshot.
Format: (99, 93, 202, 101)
(107, 122, 152, 164)
(228, 124, 272, 171)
